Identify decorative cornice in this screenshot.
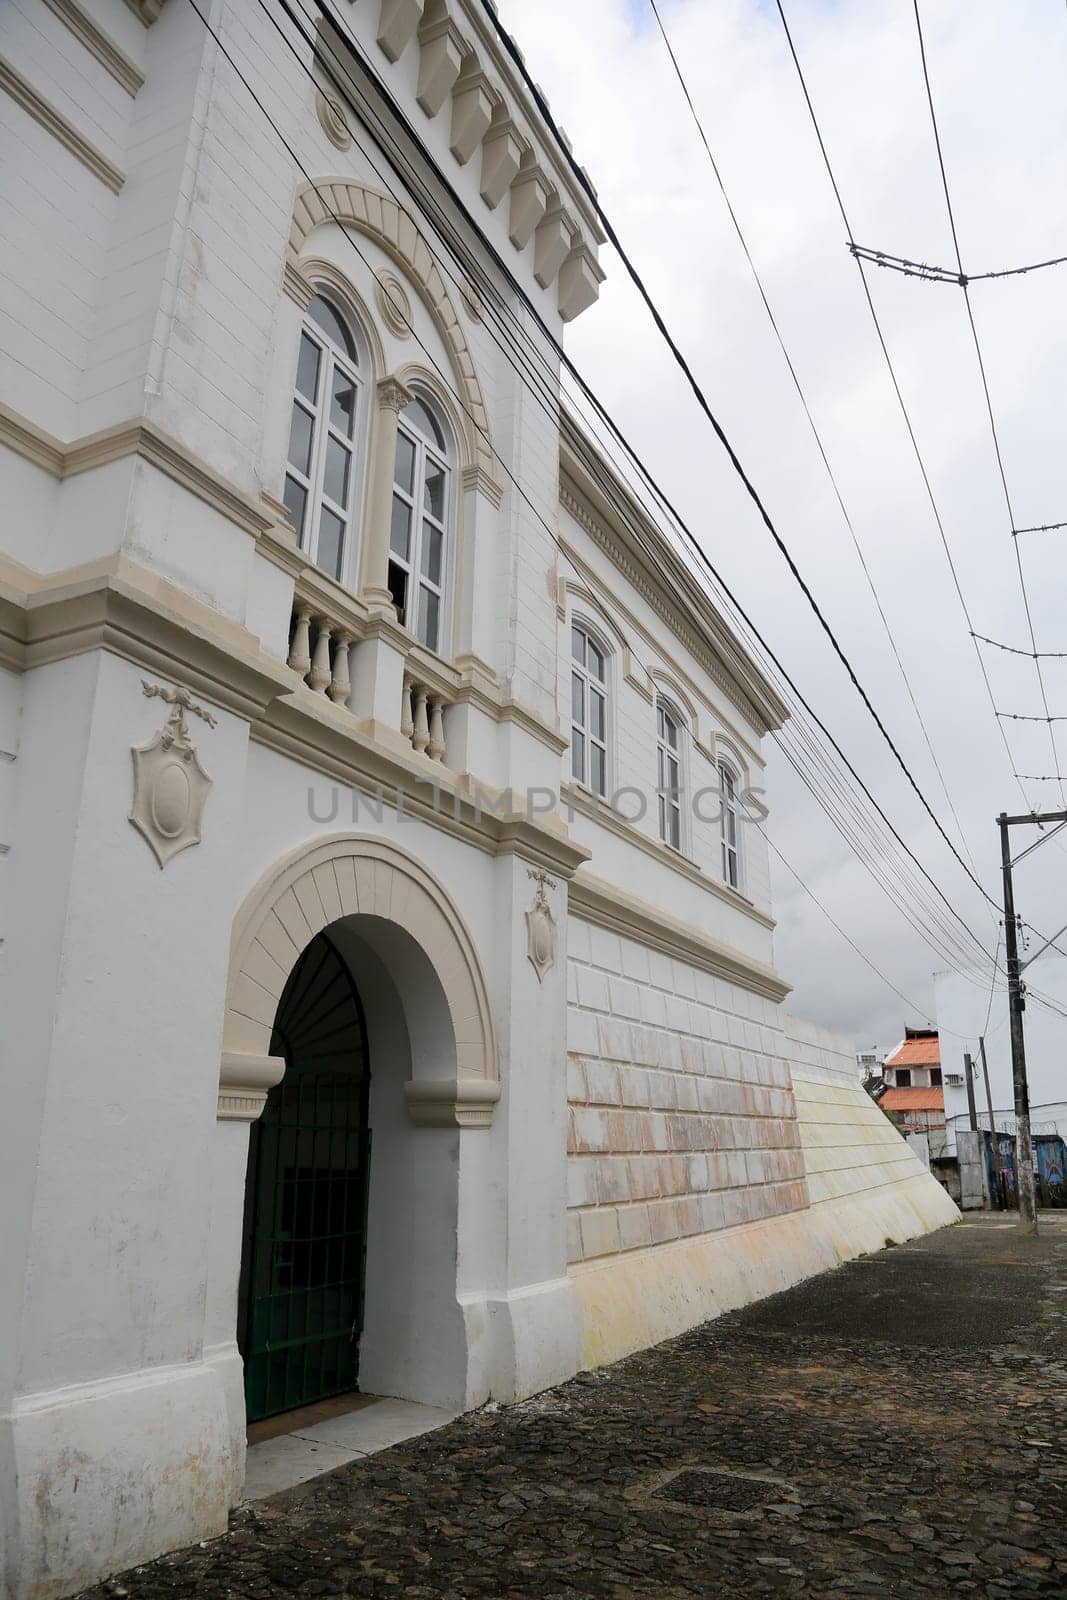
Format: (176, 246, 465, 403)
(404, 1077, 502, 1128)
(568, 869, 790, 1003)
(0, 404, 275, 540)
(0, 553, 293, 721)
(40, 0, 144, 96)
(460, 461, 505, 508)
(217, 1052, 286, 1122)
(560, 781, 775, 932)
(0, 56, 125, 193)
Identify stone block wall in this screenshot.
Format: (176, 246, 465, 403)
(565, 916, 808, 1267)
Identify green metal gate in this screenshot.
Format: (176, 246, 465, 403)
(239, 932, 371, 1422)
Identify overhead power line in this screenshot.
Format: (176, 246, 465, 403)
(187, 0, 1010, 994)
(643, 0, 983, 892)
(911, 0, 1067, 807)
(478, 0, 1005, 921)
(774, 0, 1060, 815)
(972, 632, 1067, 659)
(282, 0, 1003, 961)
(849, 241, 1067, 285)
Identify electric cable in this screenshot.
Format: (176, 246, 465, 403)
(912, 0, 1066, 807)
(774, 0, 1036, 811)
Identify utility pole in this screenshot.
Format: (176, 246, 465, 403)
(978, 1035, 1003, 1208)
(996, 810, 1067, 1236)
(963, 1052, 978, 1131)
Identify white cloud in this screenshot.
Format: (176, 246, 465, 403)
(499, 0, 1067, 1048)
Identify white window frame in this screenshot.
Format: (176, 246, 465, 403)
(283, 292, 366, 586)
(719, 760, 742, 890)
(388, 393, 453, 656)
(656, 699, 685, 853)
(570, 622, 609, 798)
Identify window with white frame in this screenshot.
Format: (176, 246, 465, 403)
(571, 623, 608, 797)
(284, 293, 365, 584)
(719, 761, 741, 888)
(388, 394, 451, 654)
(656, 700, 684, 851)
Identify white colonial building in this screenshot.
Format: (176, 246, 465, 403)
(0, 1, 957, 1595)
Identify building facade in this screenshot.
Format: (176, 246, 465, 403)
(0, 2, 957, 1595)
(880, 1028, 945, 1142)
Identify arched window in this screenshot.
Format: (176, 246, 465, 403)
(571, 623, 609, 797)
(656, 700, 684, 851)
(388, 393, 452, 654)
(284, 293, 366, 583)
(719, 761, 741, 889)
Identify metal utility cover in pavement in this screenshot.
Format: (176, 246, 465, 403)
(653, 1468, 780, 1511)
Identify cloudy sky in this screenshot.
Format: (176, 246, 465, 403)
(495, 3, 1067, 1062)
(496, 0, 1067, 1055)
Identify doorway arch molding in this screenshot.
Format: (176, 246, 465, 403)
(224, 833, 499, 1126)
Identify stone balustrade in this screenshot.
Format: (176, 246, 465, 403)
(401, 675, 450, 763)
(287, 601, 354, 708)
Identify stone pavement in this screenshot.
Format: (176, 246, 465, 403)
(82, 1215, 1067, 1600)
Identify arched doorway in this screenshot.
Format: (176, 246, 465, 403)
(238, 931, 371, 1422)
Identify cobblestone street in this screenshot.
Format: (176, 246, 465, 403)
(83, 1216, 1067, 1600)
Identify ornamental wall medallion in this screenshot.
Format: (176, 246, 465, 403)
(525, 867, 557, 983)
(374, 268, 413, 338)
(315, 89, 352, 151)
(130, 681, 216, 869)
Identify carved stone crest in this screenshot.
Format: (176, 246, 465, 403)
(525, 867, 557, 983)
(130, 681, 216, 868)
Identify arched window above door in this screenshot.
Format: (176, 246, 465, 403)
(284, 292, 368, 584)
(388, 391, 453, 655)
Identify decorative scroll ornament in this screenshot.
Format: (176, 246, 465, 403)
(130, 681, 216, 868)
(525, 867, 557, 983)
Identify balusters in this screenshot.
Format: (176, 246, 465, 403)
(308, 621, 333, 694)
(288, 599, 451, 763)
(287, 604, 312, 679)
(328, 632, 352, 705)
(428, 697, 446, 762)
(411, 684, 430, 755)
(401, 676, 450, 764)
(287, 607, 352, 709)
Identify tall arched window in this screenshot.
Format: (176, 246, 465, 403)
(571, 623, 608, 797)
(719, 761, 741, 889)
(388, 394, 452, 654)
(656, 700, 684, 851)
(284, 293, 366, 583)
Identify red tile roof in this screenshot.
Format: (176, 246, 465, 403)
(880, 1087, 945, 1113)
(885, 1035, 941, 1068)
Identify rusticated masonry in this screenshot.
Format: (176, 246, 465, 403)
(566, 919, 810, 1265)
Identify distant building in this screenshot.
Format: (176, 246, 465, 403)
(881, 1028, 945, 1139)
(935, 955, 1067, 1155)
(856, 1047, 884, 1080)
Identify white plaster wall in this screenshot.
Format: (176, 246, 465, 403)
(557, 500, 774, 944)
